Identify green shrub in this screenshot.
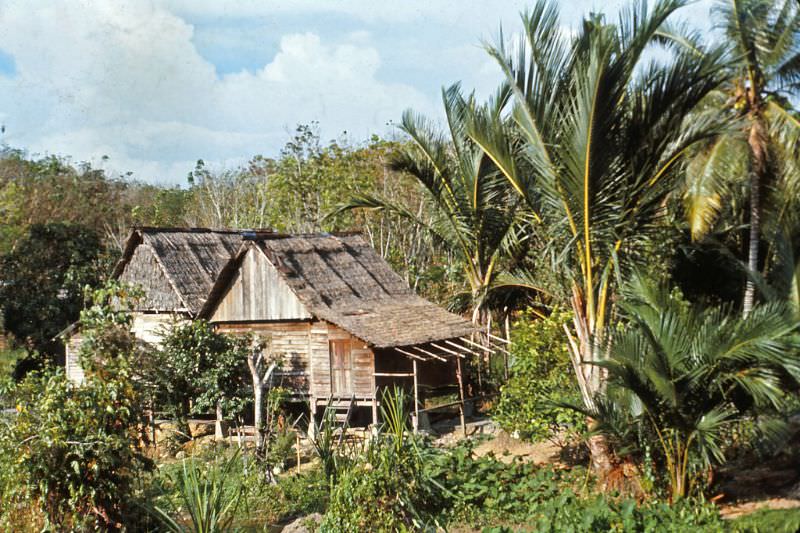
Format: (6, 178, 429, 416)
(149, 451, 244, 533)
(730, 507, 800, 533)
(492, 308, 585, 441)
(321, 389, 446, 532)
(0, 365, 149, 530)
(425, 441, 726, 532)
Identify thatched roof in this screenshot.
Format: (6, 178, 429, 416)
(203, 233, 475, 348)
(113, 228, 243, 315)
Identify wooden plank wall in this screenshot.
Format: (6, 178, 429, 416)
(65, 333, 85, 384)
(216, 321, 314, 392)
(131, 313, 186, 346)
(321, 323, 374, 398)
(211, 248, 311, 322)
(216, 319, 374, 399)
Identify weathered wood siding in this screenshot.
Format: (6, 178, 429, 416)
(309, 322, 374, 398)
(65, 333, 85, 384)
(215, 321, 313, 392)
(216, 320, 374, 398)
(210, 248, 311, 322)
(131, 313, 187, 346)
(119, 244, 185, 311)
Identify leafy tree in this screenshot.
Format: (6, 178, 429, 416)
(581, 276, 800, 499)
(492, 308, 584, 442)
(339, 85, 532, 323)
(475, 0, 727, 471)
(665, 0, 800, 313)
(0, 223, 105, 371)
(153, 320, 251, 424)
(0, 283, 149, 530)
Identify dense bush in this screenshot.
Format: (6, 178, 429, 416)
(321, 389, 446, 531)
(152, 320, 253, 421)
(0, 365, 148, 530)
(425, 441, 726, 531)
(0, 223, 106, 370)
(492, 308, 585, 441)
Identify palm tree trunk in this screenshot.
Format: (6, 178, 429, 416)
(743, 115, 768, 315)
(564, 285, 614, 476)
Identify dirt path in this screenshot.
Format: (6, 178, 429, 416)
(471, 430, 561, 465)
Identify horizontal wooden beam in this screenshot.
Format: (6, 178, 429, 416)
(430, 342, 466, 359)
(460, 336, 494, 354)
(444, 339, 480, 357)
(373, 372, 414, 377)
(410, 345, 447, 362)
(487, 332, 511, 345)
(396, 348, 429, 361)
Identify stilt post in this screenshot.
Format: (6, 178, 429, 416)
(456, 356, 466, 437)
(412, 359, 420, 433)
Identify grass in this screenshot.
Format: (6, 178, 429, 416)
(730, 507, 800, 533)
(0, 347, 24, 378)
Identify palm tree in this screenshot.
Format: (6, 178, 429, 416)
(667, 0, 800, 314)
(338, 84, 532, 326)
(584, 276, 800, 499)
(474, 0, 727, 472)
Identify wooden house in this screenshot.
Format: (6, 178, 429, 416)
(65, 228, 241, 383)
(198, 232, 477, 426)
(65, 227, 496, 430)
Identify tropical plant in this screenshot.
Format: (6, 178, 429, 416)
(0, 366, 148, 529)
(153, 321, 252, 425)
(663, 0, 800, 313)
(492, 308, 585, 442)
(337, 84, 529, 324)
(473, 0, 728, 471)
(321, 387, 446, 531)
(149, 451, 244, 533)
(580, 276, 800, 499)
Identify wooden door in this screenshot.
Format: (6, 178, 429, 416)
(329, 339, 352, 394)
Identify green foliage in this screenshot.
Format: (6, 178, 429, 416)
(492, 308, 585, 441)
(153, 320, 253, 420)
(149, 452, 244, 533)
(321, 388, 446, 532)
(424, 441, 725, 531)
(77, 281, 144, 373)
(0, 280, 150, 529)
(730, 507, 800, 533)
(584, 276, 800, 499)
(0, 365, 148, 530)
(0, 223, 105, 367)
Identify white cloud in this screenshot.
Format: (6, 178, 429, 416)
(0, 0, 434, 184)
(0, 0, 715, 184)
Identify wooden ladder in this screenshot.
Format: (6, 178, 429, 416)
(319, 394, 356, 445)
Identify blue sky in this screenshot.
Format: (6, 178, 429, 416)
(0, 0, 713, 185)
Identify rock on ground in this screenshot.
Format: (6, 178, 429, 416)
(281, 513, 323, 533)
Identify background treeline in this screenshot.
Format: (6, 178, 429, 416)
(0, 125, 464, 372)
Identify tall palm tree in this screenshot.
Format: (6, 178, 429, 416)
(668, 0, 800, 313)
(584, 276, 800, 499)
(337, 84, 532, 326)
(474, 0, 727, 471)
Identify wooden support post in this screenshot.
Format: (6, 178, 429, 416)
(215, 402, 224, 440)
(371, 392, 379, 428)
(412, 359, 419, 433)
(296, 432, 301, 475)
(456, 356, 466, 437)
(150, 406, 157, 448)
(308, 396, 316, 439)
(504, 312, 511, 381)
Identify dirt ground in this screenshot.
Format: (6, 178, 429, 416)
(470, 429, 561, 465)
